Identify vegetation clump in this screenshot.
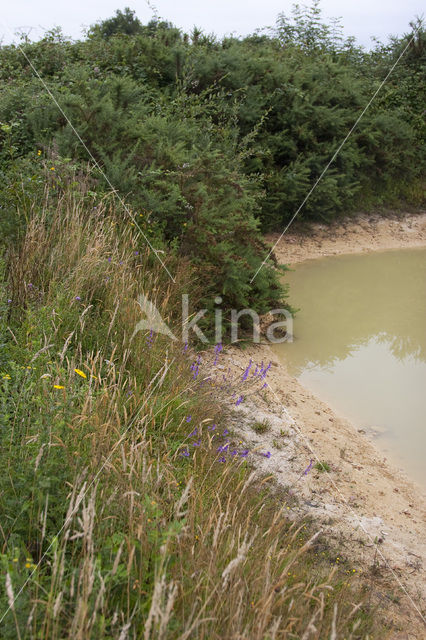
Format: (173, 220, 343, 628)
(252, 418, 272, 433)
(0, 3, 422, 636)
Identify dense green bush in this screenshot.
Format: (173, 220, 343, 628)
(0, 2, 424, 314)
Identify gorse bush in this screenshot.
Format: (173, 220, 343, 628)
(0, 2, 424, 317)
(0, 187, 386, 638)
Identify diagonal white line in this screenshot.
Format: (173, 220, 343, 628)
(250, 29, 419, 283)
(263, 380, 426, 625)
(0, 23, 176, 283)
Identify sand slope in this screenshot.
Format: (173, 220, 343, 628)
(222, 212, 426, 637)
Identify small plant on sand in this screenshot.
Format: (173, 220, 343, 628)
(252, 418, 272, 434)
(315, 460, 331, 472)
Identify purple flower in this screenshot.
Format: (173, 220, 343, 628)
(107, 257, 112, 263)
(262, 451, 271, 459)
(146, 329, 154, 347)
(261, 362, 272, 379)
(217, 444, 229, 453)
(7, 299, 12, 304)
(218, 456, 226, 463)
(75, 296, 81, 301)
(262, 383, 267, 389)
(303, 459, 314, 476)
(242, 359, 252, 382)
(192, 439, 201, 447)
(223, 429, 229, 436)
(28, 283, 33, 289)
(134, 251, 139, 256)
(183, 342, 188, 353)
(186, 415, 192, 423)
(208, 424, 216, 431)
(181, 449, 190, 458)
(236, 395, 244, 406)
(188, 427, 198, 437)
(213, 343, 222, 365)
(240, 449, 249, 457)
(231, 449, 238, 457)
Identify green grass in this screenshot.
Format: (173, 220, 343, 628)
(0, 186, 387, 638)
(251, 418, 272, 434)
(315, 461, 331, 473)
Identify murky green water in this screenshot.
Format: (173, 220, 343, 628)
(273, 248, 426, 486)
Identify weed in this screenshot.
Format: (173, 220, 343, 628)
(252, 418, 272, 434)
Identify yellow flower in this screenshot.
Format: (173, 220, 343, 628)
(2, 374, 11, 380)
(37, 150, 41, 156)
(25, 563, 31, 568)
(53, 384, 65, 389)
(12, 558, 18, 563)
(50, 167, 55, 171)
(74, 369, 87, 379)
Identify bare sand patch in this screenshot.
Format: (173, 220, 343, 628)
(221, 212, 426, 636)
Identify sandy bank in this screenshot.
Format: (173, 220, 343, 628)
(223, 212, 426, 637)
(269, 210, 426, 264)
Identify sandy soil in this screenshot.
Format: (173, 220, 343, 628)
(221, 212, 426, 637)
(268, 210, 426, 265)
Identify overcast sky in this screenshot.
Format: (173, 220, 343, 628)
(0, 1, 424, 48)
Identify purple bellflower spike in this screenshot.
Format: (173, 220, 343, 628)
(262, 451, 271, 459)
(186, 415, 192, 422)
(240, 449, 249, 457)
(181, 449, 190, 458)
(303, 459, 314, 476)
(242, 359, 252, 382)
(261, 362, 272, 379)
(236, 395, 244, 406)
(188, 427, 198, 437)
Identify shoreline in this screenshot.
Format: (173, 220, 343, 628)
(223, 211, 426, 636)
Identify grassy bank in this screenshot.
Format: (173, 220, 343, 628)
(0, 189, 386, 638)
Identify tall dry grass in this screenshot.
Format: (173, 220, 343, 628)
(0, 189, 384, 638)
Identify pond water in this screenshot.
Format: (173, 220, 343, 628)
(273, 247, 426, 486)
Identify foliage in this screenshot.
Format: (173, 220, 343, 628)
(0, 191, 387, 637)
(0, 4, 424, 315)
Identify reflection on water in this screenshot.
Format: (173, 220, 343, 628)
(273, 248, 426, 486)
